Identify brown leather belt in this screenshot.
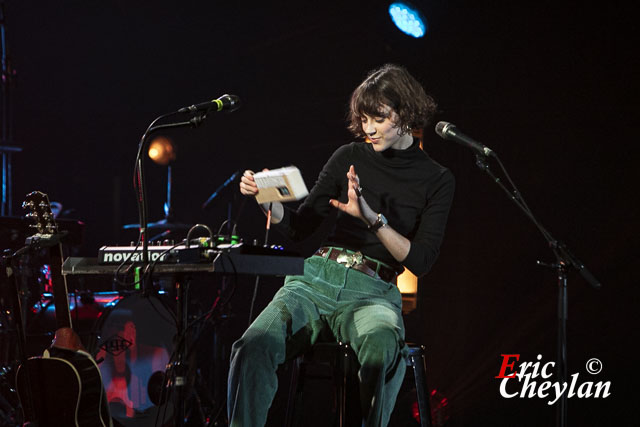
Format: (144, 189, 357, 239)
(313, 247, 398, 284)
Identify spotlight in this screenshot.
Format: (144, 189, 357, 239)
(388, 2, 427, 38)
(148, 136, 176, 165)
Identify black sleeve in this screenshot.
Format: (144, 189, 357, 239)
(275, 145, 350, 242)
(402, 169, 455, 277)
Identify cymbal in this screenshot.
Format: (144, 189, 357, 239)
(122, 219, 192, 230)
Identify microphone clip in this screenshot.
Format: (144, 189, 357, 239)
(188, 112, 208, 128)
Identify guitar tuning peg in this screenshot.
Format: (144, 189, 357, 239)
(22, 200, 34, 209)
(28, 224, 44, 233)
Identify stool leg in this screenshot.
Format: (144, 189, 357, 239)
(336, 344, 349, 427)
(285, 356, 302, 427)
(410, 347, 432, 427)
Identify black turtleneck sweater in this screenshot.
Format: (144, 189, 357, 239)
(275, 138, 455, 277)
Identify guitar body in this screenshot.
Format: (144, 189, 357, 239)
(15, 192, 113, 426)
(16, 346, 112, 427)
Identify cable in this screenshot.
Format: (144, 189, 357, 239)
(113, 237, 142, 288)
(247, 203, 272, 327)
(141, 239, 187, 287)
(216, 219, 238, 237)
(154, 251, 237, 426)
(186, 223, 214, 247)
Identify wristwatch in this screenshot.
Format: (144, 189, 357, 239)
(368, 213, 388, 232)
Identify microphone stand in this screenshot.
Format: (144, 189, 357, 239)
(134, 112, 210, 427)
(134, 112, 207, 293)
(134, 101, 238, 425)
(473, 154, 601, 427)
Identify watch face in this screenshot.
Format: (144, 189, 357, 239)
(379, 213, 388, 225)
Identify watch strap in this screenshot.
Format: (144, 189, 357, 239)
(368, 213, 387, 232)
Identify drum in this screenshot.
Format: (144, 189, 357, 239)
(26, 291, 123, 356)
(93, 293, 176, 427)
(28, 291, 177, 427)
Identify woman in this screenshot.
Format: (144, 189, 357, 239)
(228, 64, 455, 427)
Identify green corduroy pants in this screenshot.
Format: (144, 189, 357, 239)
(228, 251, 408, 427)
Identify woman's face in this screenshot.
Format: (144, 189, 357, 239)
(360, 106, 413, 151)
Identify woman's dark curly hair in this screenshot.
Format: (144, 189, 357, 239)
(348, 64, 437, 138)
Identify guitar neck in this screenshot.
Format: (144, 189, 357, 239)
(51, 243, 73, 330)
(22, 191, 73, 331)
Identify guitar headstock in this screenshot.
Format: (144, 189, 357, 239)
(22, 191, 59, 239)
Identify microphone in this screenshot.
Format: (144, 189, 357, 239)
(178, 94, 241, 114)
(435, 121, 495, 157)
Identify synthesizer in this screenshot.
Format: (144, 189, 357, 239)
(98, 241, 298, 265)
(72, 241, 305, 276)
(98, 244, 212, 264)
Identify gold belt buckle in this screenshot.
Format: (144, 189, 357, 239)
(336, 251, 363, 268)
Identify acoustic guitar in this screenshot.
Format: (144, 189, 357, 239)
(15, 191, 112, 427)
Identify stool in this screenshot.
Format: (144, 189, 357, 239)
(284, 342, 433, 427)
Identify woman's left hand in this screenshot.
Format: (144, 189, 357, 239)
(329, 165, 376, 225)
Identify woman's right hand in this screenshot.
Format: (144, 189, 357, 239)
(239, 169, 268, 197)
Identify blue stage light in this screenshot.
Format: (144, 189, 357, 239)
(388, 2, 427, 38)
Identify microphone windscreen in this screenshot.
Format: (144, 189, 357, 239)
(435, 121, 451, 138)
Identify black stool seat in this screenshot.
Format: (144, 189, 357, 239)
(285, 342, 432, 427)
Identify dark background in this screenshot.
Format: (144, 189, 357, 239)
(3, 0, 639, 426)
